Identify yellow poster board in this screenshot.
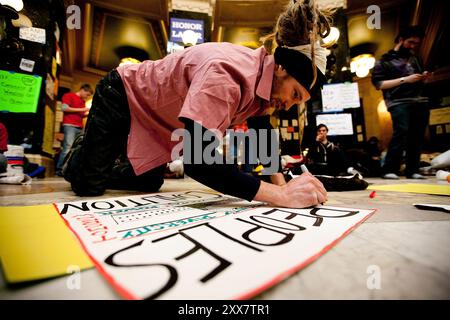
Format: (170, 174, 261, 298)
(0, 205, 93, 283)
(368, 184, 450, 196)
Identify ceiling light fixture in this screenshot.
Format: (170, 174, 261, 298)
(321, 26, 340, 48)
(119, 57, 141, 66)
(350, 53, 375, 78)
(0, 0, 23, 12)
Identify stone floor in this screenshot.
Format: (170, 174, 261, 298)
(0, 176, 449, 299)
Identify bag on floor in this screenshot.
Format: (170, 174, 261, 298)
(315, 174, 369, 191)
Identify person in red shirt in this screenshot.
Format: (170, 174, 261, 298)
(0, 122, 8, 173)
(55, 84, 93, 176)
(63, 1, 330, 208)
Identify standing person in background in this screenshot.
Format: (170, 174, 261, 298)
(372, 26, 430, 179)
(55, 84, 93, 176)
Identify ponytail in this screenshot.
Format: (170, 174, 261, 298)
(262, 0, 334, 89)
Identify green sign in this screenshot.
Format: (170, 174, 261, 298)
(0, 70, 42, 113)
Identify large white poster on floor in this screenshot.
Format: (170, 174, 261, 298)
(56, 190, 375, 300)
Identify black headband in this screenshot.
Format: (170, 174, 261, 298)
(274, 46, 326, 93)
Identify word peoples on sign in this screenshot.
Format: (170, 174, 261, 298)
(104, 207, 359, 299)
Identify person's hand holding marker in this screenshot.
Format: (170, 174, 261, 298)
(256, 164, 327, 208)
(283, 164, 327, 207)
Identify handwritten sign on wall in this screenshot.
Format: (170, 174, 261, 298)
(316, 113, 354, 136)
(321, 82, 360, 112)
(0, 70, 42, 113)
(19, 27, 46, 44)
(57, 191, 374, 299)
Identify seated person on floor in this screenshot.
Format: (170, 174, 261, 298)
(345, 136, 383, 177)
(307, 124, 355, 176)
(363, 136, 382, 176)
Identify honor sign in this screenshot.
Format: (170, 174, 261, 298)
(170, 18, 204, 45)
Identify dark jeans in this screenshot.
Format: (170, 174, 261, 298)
(56, 125, 82, 174)
(64, 70, 165, 196)
(383, 102, 429, 176)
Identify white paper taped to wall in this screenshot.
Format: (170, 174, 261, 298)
(321, 82, 360, 112)
(316, 113, 354, 135)
(19, 27, 46, 44)
(19, 58, 35, 72)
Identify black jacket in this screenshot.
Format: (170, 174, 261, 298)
(371, 49, 427, 107)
